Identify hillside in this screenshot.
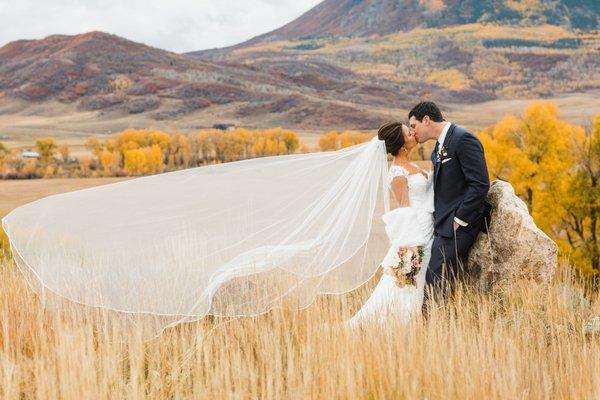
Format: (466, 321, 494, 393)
(230, 0, 599, 46)
(192, 0, 599, 103)
(0, 31, 280, 118)
(0, 31, 404, 130)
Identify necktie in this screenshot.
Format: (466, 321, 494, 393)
(433, 141, 440, 164)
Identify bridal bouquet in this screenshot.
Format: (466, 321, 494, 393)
(387, 246, 425, 288)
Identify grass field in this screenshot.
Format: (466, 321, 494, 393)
(0, 178, 131, 215)
(1, 252, 599, 399)
(0, 178, 599, 398)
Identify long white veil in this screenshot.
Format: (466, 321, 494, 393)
(2, 137, 391, 334)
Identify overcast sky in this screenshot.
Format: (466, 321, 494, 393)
(0, 0, 322, 53)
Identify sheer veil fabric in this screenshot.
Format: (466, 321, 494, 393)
(2, 137, 392, 334)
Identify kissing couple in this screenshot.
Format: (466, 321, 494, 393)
(347, 101, 492, 326)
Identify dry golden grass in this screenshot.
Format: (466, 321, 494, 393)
(0, 178, 131, 215)
(1, 252, 599, 399)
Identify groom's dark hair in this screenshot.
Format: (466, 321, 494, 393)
(408, 102, 444, 122)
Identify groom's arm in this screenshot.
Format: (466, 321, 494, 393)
(454, 132, 490, 226)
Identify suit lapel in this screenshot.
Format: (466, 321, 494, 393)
(434, 123, 456, 187)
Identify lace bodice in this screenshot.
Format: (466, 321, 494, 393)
(387, 165, 434, 213)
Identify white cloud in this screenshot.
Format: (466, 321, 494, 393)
(0, 0, 322, 53)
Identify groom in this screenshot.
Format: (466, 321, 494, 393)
(408, 102, 491, 312)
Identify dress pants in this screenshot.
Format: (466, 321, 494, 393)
(422, 226, 478, 315)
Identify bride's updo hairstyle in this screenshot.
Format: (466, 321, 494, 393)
(378, 122, 405, 156)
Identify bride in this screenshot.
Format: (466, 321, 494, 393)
(2, 122, 433, 335)
(346, 122, 434, 327)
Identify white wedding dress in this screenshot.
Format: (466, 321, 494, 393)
(346, 164, 435, 327)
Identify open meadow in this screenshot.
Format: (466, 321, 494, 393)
(1, 254, 599, 399)
(0, 178, 131, 215)
(1, 178, 600, 399)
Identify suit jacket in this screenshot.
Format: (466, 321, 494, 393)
(431, 123, 491, 238)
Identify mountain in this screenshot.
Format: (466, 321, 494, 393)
(191, 0, 599, 106)
(0, 31, 272, 111)
(236, 0, 599, 46)
(0, 32, 402, 129)
(2, 32, 198, 104)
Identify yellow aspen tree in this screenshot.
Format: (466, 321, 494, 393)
(148, 131, 170, 151)
(43, 164, 55, 178)
(557, 115, 600, 274)
(124, 149, 146, 176)
(85, 137, 103, 158)
(21, 158, 37, 177)
(104, 138, 117, 152)
(222, 130, 246, 161)
(233, 128, 254, 158)
(209, 131, 227, 163)
(277, 129, 300, 153)
(166, 133, 190, 167)
(35, 137, 58, 166)
(0, 148, 8, 176)
(115, 129, 148, 152)
(142, 144, 164, 174)
(121, 140, 140, 152)
(339, 131, 370, 148)
(99, 150, 115, 177)
(318, 131, 340, 151)
(265, 138, 278, 156)
(191, 131, 213, 164)
(179, 135, 191, 167)
(252, 137, 265, 157)
(58, 143, 69, 163)
(479, 102, 571, 215)
(78, 155, 92, 177)
(479, 101, 591, 273)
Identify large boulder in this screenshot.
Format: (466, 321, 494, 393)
(467, 180, 558, 288)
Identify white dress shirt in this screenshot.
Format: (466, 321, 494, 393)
(437, 121, 452, 149)
(437, 121, 468, 228)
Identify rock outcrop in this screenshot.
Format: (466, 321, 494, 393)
(467, 180, 558, 288)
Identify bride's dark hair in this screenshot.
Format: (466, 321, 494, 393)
(378, 122, 405, 156)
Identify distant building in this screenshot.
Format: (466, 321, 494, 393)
(21, 150, 40, 159)
(213, 123, 235, 131)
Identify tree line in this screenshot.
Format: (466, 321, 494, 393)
(0, 128, 373, 180)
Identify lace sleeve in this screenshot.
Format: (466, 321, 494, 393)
(387, 165, 409, 185)
(390, 176, 409, 207)
(388, 166, 410, 207)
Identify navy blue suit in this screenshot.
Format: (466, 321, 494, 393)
(424, 123, 491, 309)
